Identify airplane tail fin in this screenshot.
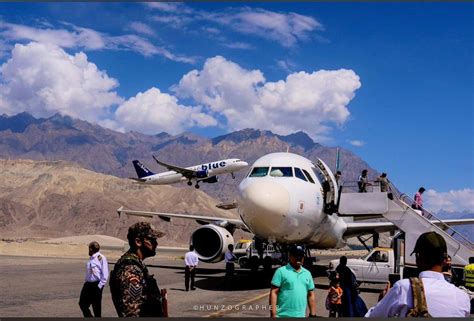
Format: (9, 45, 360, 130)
(132, 160, 155, 178)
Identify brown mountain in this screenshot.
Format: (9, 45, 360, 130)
(0, 159, 247, 245)
(0, 113, 377, 201)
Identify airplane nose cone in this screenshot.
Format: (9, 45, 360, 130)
(241, 161, 249, 167)
(239, 181, 290, 236)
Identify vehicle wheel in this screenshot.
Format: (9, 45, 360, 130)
(195, 184, 200, 189)
(239, 257, 248, 269)
(187, 181, 192, 186)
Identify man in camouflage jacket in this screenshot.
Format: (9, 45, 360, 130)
(110, 222, 165, 317)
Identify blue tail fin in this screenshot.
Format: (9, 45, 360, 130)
(132, 160, 155, 178)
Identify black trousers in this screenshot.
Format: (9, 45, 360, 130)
(79, 281, 102, 317)
(224, 263, 235, 289)
(185, 266, 196, 291)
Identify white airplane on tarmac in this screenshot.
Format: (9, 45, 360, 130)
(131, 154, 249, 189)
(119, 152, 474, 271)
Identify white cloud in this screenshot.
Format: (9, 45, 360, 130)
(175, 56, 361, 141)
(424, 189, 474, 213)
(146, 6, 323, 48)
(349, 140, 365, 147)
(224, 42, 254, 50)
(0, 20, 192, 63)
(0, 42, 122, 122)
(128, 22, 155, 37)
(202, 8, 323, 48)
(114, 87, 217, 135)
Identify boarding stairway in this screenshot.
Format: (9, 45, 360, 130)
(337, 182, 474, 267)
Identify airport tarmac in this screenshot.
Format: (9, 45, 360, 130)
(0, 251, 385, 317)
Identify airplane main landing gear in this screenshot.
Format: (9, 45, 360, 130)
(187, 181, 192, 186)
(195, 183, 200, 189)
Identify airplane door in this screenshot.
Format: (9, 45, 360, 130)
(314, 158, 339, 211)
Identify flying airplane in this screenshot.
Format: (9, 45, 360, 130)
(119, 152, 474, 270)
(130, 155, 249, 189)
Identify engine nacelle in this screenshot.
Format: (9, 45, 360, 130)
(201, 175, 218, 184)
(196, 169, 211, 178)
(190, 225, 234, 263)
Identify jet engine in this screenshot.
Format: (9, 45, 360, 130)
(196, 169, 213, 178)
(201, 176, 218, 183)
(190, 225, 234, 263)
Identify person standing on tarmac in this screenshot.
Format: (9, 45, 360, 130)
(184, 245, 199, 291)
(109, 222, 165, 317)
(365, 231, 470, 317)
(79, 241, 109, 317)
(463, 256, 474, 313)
(224, 244, 237, 290)
(269, 245, 317, 318)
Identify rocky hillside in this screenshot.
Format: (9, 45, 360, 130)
(0, 113, 377, 201)
(0, 159, 248, 245)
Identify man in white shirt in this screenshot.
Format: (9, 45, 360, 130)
(365, 232, 470, 317)
(184, 245, 199, 291)
(79, 241, 109, 317)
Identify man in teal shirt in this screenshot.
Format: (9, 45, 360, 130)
(270, 246, 317, 317)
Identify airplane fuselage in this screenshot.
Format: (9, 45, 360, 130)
(237, 152, 347, 249)
(140, 159, 248, 185)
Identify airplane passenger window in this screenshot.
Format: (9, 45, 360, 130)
(249, 167, 269, 177)
(302, 169, 315, 184)
(294, 168, 308, 182)
(270, 167, 293, 177)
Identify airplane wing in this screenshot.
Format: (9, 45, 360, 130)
(152, 154, 197, 179)
(117, 206, 251, 232)
(344, 218, 474, 238)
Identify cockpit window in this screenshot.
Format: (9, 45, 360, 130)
(249, 167, 269, 177)
(269, 167, 293, 177)
(302, 169, 315, 184)
(294, 168, 307, 182)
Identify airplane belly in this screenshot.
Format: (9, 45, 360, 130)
(307, 215, 346, 249)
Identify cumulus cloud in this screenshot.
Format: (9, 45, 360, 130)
(114, 87, 217, 135)
(0, 20, 192, 63)
(424, 189, 474, 213)
(0, 42, 122, 122)
(175, 56, 361, 141)
(349, 140, 365, 147)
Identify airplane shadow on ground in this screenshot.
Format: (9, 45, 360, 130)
(194, 270, 274, 291)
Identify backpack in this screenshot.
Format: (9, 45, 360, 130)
(407, 277, 431, 317)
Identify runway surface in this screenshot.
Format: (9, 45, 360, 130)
(0, 252, 385, 317)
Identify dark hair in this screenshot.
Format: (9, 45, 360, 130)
(362, 169, 368, 175)
(330, 278, 339, 287)
(336, 171, 342, 175)
(419, 187, 426, 193)
(89, 241, 100, 253)
(339, 256, 347, 266)
(381, 173, 387, 177)
(189, 245, 194, 251)
(469, 257, 474, 264)
(228, 244, 234, 250)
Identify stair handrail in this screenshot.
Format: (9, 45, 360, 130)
(393, 188, 473, 251)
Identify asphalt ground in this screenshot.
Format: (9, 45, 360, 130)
(0, 252, 385, 318)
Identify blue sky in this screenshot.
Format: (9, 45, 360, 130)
(0, 3, 472, 213)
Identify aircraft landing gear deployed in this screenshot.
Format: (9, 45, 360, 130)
(187, 181, 192, 186)
(195, 183, 200, 189)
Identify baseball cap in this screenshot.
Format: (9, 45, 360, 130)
(128, 222, 165, 241)
(410, 231, 447, 257)
(289, 245, 305, 257)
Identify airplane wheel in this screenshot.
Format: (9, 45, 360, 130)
(195, 184, 200, 189)
(263, 256, 272, 274)
(187, 181, 192, 186)
(249, 255, 259, 273)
